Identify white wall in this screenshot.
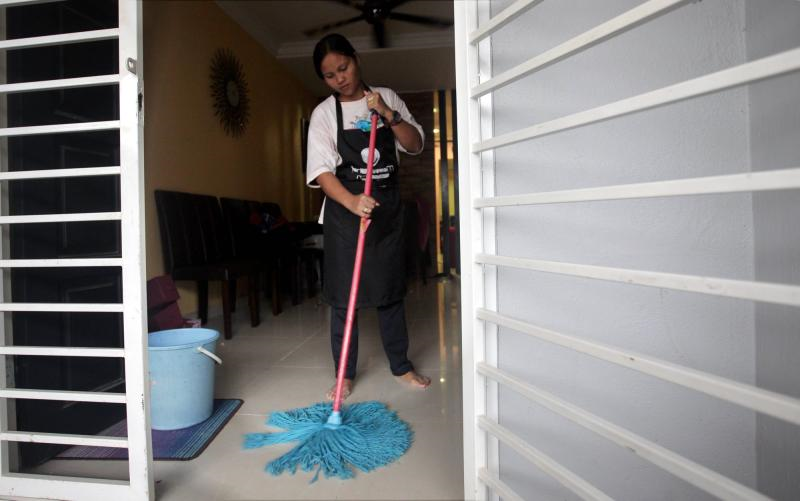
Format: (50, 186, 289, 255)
(746, 2, 800, 500)
(488, 0, 760, 499)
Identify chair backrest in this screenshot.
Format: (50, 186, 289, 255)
(220, 197, 261, 258)
(155, 190, 205, 272)
(261, 202, 283, 218)
(193, 194, 234, 263)
(155, 190, 236, 270)
(415, 196, 432, 251)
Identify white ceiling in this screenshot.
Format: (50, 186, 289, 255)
(216, 0, 456, 97)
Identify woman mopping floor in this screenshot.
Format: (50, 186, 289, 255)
(307, 33, 431, 398)
(244, 33, 430, 481)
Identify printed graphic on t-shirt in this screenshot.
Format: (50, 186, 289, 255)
(350, 112, 385, 132)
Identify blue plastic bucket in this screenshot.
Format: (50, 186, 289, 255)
(148, 328, 222, 430)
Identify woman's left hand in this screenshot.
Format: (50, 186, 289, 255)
(365, 90, 390, 119)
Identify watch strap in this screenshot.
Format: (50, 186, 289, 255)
(388, 110, 403, 126)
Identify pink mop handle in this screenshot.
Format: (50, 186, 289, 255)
(332, 111, 379, 412)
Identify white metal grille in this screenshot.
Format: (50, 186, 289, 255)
(455, 1, 800, 500)
(0, 1, 152, 499)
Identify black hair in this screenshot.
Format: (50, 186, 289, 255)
(313, 33, 357, 79)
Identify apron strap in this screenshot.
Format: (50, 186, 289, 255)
(335, 96, 344, 145)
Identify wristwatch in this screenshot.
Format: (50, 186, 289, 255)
(387, 110, 403, 127)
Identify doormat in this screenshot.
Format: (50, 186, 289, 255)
(57, 399, 243, 461)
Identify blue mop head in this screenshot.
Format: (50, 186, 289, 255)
(243, 401, 412, 482)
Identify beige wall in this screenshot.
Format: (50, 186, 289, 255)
(143, 1, 317, 314)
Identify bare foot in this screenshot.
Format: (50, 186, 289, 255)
(326, 378, 354, 401)
(396, 371, 431, 389)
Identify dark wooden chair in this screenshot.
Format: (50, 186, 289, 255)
(257, 205, 322, 300)
(220, 197, 305, 315)
(259, 202, 305, 306)
(154, 190, 260, 339)
(296, 225, 323, 298)
(220, 197, 280, 315)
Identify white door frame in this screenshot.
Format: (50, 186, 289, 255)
(454, 1, 498, 500)
(455, 1, 800, 500)
(0, 1, 153, 499)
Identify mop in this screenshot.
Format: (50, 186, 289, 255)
(243, 112, 413, 481)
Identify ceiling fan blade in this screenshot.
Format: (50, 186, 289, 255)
(373, 20, 387, 48)
(386, 0, 412, 9)
(304, 14, 366, 37)
(332, 0, 364, 10)
(386, 12, 453, 28)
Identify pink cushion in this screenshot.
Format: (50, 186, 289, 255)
(147, 275, 185, 332)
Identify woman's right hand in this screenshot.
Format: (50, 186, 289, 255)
(349, 193, 379, 218)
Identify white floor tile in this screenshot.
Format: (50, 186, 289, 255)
(25, 278, 464, 500)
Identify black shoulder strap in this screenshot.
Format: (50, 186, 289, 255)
(334, 94, 344, 142)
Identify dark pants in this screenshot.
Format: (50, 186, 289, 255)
(330, 300, 414, 380)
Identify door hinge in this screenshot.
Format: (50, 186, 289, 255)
(126, 57, 137, 75)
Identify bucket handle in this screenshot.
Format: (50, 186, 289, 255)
(196, 346, 222, 365)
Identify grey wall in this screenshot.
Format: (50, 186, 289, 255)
(747, 2, 800, 500)
(488, 0, 762, 499)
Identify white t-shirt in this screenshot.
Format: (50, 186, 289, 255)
(305, 87, 424, 223)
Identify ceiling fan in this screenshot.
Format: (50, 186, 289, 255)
(303, 0, 453, 49)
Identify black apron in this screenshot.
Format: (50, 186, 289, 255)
(323, 95, 406, 308)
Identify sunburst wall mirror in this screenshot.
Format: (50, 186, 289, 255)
(209, 48, 250, 138)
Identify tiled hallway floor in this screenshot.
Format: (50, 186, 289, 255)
(30, 278, 464, 500)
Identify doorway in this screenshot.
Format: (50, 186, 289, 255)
(5, 0, 124, 470)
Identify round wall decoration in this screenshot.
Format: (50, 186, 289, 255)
(209, 48, 250, 138)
